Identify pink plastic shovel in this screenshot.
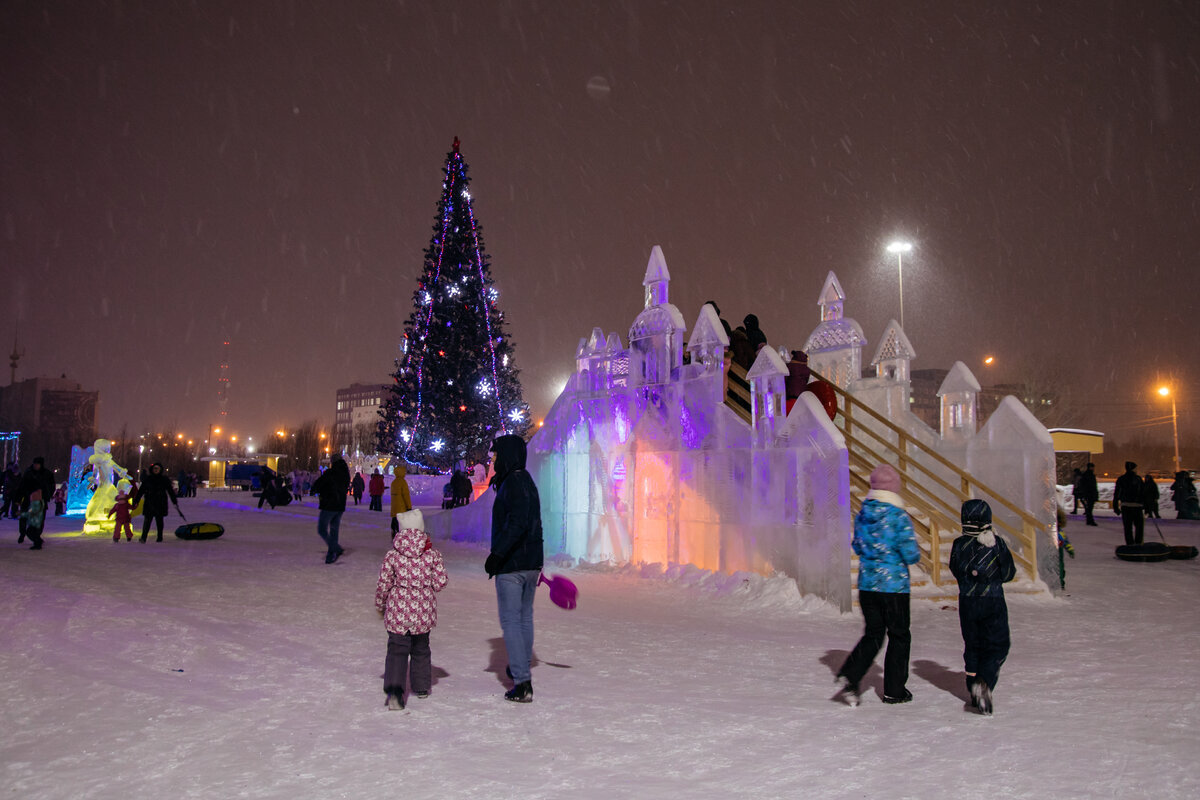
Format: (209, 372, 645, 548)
(538, 573, 579, 610)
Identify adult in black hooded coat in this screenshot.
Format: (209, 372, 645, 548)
(133, 462, 178, 543)
(485, 434, 543, 703)
(311, 457, 351, 563)
(15, 456, 56, 543)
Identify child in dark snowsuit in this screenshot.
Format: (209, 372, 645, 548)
(19, 489, 46, 550)
(949, 499, 1017, 716)
(108, 489, 136, 542)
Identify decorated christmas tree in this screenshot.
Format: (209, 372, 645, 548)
(377, 138, 531, 472)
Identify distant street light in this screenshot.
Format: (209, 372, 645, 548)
(1158, 386, 1181, 472)
(886, 241, 913, 330)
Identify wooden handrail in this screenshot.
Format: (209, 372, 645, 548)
(826, 376, 1042, 580)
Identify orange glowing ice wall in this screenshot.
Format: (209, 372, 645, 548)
(528, 370, 853, 610)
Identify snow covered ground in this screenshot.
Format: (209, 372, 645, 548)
(2, 490, 1197, 799)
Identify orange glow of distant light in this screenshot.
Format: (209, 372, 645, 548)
(176, 433, 183, 440)
(537, 420, 545, 428)
(1158, 386, 1170, 397)
(277, 430, 286, 437)
(319, 432, 327, 439)
(983, 356, 994, 365)
(230, 435, 238, 442)
(213, 427, 222, 435)
(187, 440, 193, 446)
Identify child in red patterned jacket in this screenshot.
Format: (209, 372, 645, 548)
(375, 508, 448, 710)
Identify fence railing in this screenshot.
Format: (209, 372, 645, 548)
(825, 378, 1042, 582)
(720, 357, 1044, 588)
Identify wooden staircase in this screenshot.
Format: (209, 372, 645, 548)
(828, 378, 1048, 601)
(723, 359, 1049, 601)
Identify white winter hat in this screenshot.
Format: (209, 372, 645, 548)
(395, 508, 424, 532)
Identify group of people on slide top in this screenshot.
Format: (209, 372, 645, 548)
(835, 463, 1016, 716)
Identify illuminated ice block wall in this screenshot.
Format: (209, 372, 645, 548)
(533, 247, 855, 609)
(428, 246, 1056, 604)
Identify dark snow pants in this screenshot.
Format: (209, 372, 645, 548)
(384, 632, 431, 696)
(840, 590, 911, 698)
(1120, 506, 1145, 546)
(141, 515, 165, 541)
(958, 595, 1010, 690)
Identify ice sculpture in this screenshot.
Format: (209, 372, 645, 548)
(83, 439, 131, 534)
(428, 250, 1056, 605)
(66, 444, 93, 516)
(534, 247, 854, 609)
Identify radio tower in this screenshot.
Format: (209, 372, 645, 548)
(217, 338, 230, 424)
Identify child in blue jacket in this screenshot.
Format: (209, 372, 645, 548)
(949, 499, 1016, 716)
(836, 464, 921, 705)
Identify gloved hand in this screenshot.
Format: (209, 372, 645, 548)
(484, 552, 501, 578)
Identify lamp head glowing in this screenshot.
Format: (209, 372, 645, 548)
(984, 356, 995, 365)
(1158, 386, 1170, 397)
(886, 241, 913, 254)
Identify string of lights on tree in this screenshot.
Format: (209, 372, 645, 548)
(376, 138, 531, 472)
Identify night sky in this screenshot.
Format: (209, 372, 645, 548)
(3, 1, 1197, 448)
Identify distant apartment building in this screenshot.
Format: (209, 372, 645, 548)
(0, 375, 98, 473)
(909, 368, 1053, 430)
(335, 382, 388, 455)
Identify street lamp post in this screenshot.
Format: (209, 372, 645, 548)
(1158, 386, 1181, 472)
(886, 241, 913, 330)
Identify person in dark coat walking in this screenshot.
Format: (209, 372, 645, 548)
(132, 462, 178, 542)
(351, 471, 365, 506)
(15, 457, 55, 545)
(312, 457, 351, 563)
(836, 464, 921, 706)
(484, 434, 544, 703)
(1142, 474, 1161, 519)
(1, 462, 21, 518)
(1077, 463, 1099, 526)
(949, 499, 1017, 716)
(1070, 468, 1083, 513)
(1113, 461, 1145, 546)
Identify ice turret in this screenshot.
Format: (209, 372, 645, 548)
(871, 320, 916, 382)
(628, 246, 686, 387)
(688, 303, 730, 373)
(746, 345, 789, 439)
(937, 361, 981, 442)
(804, 271, 866, 389)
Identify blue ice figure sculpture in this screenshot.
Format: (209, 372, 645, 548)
(66, 444, 94, 516)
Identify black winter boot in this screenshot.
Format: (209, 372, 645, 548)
(504, 681, 533, 703)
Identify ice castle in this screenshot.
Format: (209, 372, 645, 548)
(434, 246, 1057, 610)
